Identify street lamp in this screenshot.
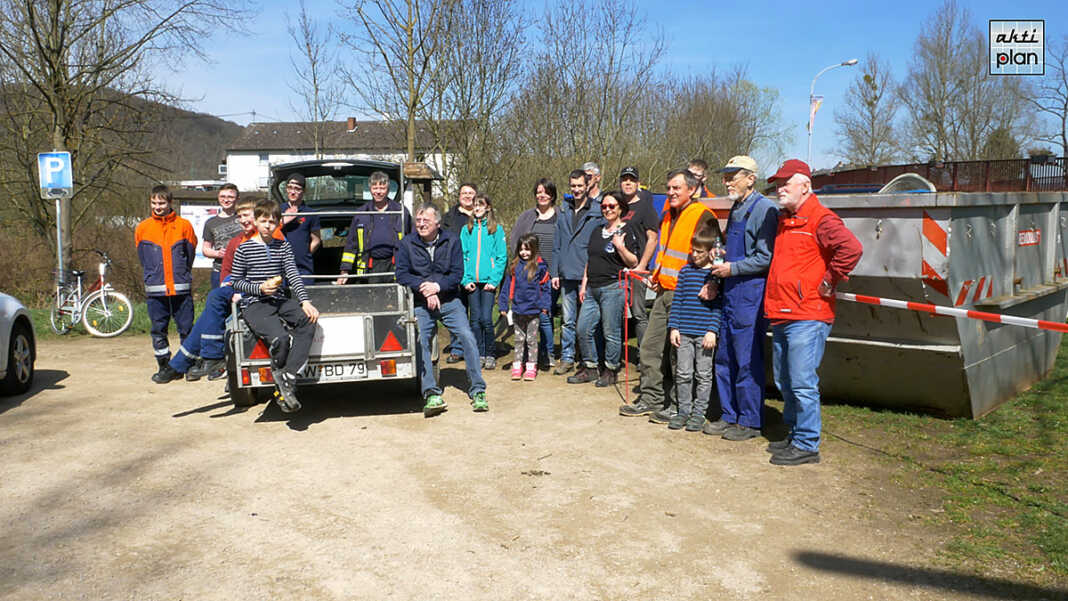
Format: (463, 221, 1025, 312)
(808, 58, 859, 166)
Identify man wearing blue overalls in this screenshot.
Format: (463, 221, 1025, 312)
(706, 156, 779, 441)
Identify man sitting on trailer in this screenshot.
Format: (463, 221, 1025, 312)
(395, 203, 488, 417)
(336, 170, 411, 285)
(764, 159, 862, 466)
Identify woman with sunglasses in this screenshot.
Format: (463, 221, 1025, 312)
(568, 190, 641, 387)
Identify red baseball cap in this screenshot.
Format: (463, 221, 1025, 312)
(767, 159, 812, 183)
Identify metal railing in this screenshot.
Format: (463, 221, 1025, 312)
(812, 157, 1068, 193)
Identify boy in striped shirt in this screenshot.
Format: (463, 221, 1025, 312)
(666, 226, 724, 432)
(230, 199, 320, 413)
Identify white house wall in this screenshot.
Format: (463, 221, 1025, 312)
(225, 150, 452, 193)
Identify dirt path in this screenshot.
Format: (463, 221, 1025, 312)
(0, 335, 1044, 600)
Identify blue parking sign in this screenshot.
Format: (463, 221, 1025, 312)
(38, 151, 73, 198)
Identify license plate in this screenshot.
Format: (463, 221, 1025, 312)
(296, 361, 367, 382)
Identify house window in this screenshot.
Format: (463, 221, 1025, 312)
(258, 153, 269, 162)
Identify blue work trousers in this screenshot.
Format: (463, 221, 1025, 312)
(713, 275, 768, 429)
(147, 294, 194, 365)
(415, 298, 486, 400)
(772, 320, 832, 452)
(169, 286, 233, 373)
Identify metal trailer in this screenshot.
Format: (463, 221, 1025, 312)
(705, 190, 1068, 418)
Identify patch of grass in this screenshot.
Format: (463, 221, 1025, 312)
(825, 340, 1068, 584)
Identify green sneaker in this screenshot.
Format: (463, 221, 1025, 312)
(471, 392, 488, 412)
(423, 394, 447, 417)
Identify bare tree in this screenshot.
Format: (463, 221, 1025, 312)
(338, 0, 455, 161)
(897, 0, 1032, 161)
(288, 0, 343, 158)
(1020, 35, 1068, 155)
(0, 0, 249, 277)
(422, 0, 526, 197)
(833, 52, 900, 167)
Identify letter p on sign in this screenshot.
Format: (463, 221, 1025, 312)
(37, 151, 73, 199)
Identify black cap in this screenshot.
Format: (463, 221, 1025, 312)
(286, 173, 306, 188)
(619, 166, 639, 179)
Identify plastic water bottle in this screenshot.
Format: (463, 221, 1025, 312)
(712, 238, 725, 265)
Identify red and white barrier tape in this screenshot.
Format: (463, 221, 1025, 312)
(836, 292, 1068, 334)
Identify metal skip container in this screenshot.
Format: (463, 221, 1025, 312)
(817, 190, 1068, 417)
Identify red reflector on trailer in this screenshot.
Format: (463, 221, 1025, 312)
(379, 360, 397, 376)
(249, 340, 270, 359)
(379, 330, 403, 352)
(258, 367, 274, 383)
(241, 368, 251, 386)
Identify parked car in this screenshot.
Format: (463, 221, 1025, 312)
(0, 292, 35, 395)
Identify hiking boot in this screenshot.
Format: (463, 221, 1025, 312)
(423, 394, 447, 417)
(594, 368, 617, 388)
(269, 335, 291, 370)
(151, 365, 182, 384)
(471, 392, 488, 412)
(553, 360, 574, 375)
(667, 413, 688, 430)
(619, 401, 655, 417)
(769, 445, 821, 466)
(188, 358, 224, 381)
(767, 438, 792, 454)
(567, 365, 597, 384)
(271, 369, 302, 413)
(702, 419, 731, 436)
(685, 415, 705, 432)
(206, 360, 228, 381)
(649, 408, 676, 424)
(511, 362, 523, 380)
(722, 424, 760, 441)
(446, 353, 463, 364)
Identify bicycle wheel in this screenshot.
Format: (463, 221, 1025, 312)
(81, 290, 134, 337)
(49, 289, 77, 335)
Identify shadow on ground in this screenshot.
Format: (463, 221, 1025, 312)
(794, 551, 1068, 600)
(0, 369, 70, 416)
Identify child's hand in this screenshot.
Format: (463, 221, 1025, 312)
(302, 301, 320, 323)
(464, 282, 477, 292)
(669, 329, 681, 348)
(702, 331, 717, 350)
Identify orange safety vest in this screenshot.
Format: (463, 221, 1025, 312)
(653, 201, 710, 290)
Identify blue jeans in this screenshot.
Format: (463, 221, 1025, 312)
(444, 289, 471, 358)
(169, 285, 233, 373)
(576, 284, 625, 370)
(415, 298, 486, 400)
(467, 283, 497, 358)
(559, 279, 581, 363)
(537, 286, 560, 362)
(210, 269, 221, 289)
(772, 320, 832, 453)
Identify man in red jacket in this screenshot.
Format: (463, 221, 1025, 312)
(764, 160, 862, 466)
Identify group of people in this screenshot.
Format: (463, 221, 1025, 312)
(136, 155, 862, 466)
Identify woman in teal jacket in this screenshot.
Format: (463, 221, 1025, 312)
(461, 193, 508, 369)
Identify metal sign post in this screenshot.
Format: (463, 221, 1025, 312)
(38, 152, 74, 285)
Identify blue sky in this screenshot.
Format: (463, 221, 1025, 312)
(171, 0, 1068, 171)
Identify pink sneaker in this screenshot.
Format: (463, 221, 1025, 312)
(523, 363, 537, 381)
(510, 363, 522, 380)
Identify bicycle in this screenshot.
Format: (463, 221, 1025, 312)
(50, 249, 134, 337)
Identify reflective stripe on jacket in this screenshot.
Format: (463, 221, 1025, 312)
(653, 201, 710, 290)
(764, 195, 837, 322)
(135, 211, 197, 297)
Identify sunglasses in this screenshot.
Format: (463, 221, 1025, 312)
(601, 203, 620, 210)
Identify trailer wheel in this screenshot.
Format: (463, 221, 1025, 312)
(226, 331, 259, 407)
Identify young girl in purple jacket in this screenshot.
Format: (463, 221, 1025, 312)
(499, 234, 552, 381)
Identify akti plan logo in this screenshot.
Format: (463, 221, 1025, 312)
(989, 20, 1044, 75)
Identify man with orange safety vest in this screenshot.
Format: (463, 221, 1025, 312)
(705, 156, 779, 441)
(135, 184, 197, 378)
(764, 159, 862, 466)
(619, 168, 720, 419)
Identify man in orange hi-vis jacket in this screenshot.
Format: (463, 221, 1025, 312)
(135, 184, 197, 379)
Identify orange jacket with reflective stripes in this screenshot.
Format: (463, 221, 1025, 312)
(652, 200, 711, 290)
(135, 211, 197, 297)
